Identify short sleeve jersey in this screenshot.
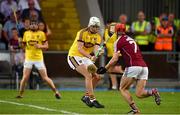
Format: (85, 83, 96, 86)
(114, 35, 147, 67)
(68, 28, 102, 57)
(23, 30, 46, 61)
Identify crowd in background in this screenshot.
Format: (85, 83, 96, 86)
(0, 0, 51, 89)
(104, 11, 180, 90)
(0, 0, 51, 51)
(104, 11, 180, 52)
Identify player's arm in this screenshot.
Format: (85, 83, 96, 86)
(35, 32, 48, 50)
(105, 51, 121, 70)
(97, 51, 121, 74)
(35, 40, 48, 49)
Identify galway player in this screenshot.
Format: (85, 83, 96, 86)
(97, 23, 161, 113)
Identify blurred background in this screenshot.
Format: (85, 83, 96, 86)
(0, 0, 179, 91)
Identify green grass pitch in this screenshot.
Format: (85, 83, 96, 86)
(0, 90, 180, 114)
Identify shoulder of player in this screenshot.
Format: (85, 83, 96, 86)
(37, 30, 45, 34)
(79, 28, 88, 34)
(24, 30, 32, 34)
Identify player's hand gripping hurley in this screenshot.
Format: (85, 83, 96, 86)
(87, 36, 111, 73)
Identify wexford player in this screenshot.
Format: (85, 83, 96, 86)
(67, 17, 104, 108)
(16, 21, 61, 99)
(97, 23, 161, 113)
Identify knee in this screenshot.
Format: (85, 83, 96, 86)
(85, 74, 93, 80)
(21, 75, 29, 82)
(41, 76, 49, 81)
(119, 86, 125, 93)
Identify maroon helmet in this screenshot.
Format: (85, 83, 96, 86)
(115, 23, 126, 32)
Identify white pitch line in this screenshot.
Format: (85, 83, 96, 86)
(0, 100, 79, 115)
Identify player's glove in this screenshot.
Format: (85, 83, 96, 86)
(97, 67, 107, 74)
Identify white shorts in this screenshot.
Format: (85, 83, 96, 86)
(123, 66, 148, 80)
(67, 56, 94, 70)
(24, 60, 46, 70)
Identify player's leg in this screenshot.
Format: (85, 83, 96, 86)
(109, 74, 117, 90)
(76, 65, 104, 108)
(119, 67, 142, 113)
(136, 79, 152, 98)
(36, 61, 61, 99)
(76, 64, 94, 107)
(136, 67, 161, 105)
(38, 68, 61, 99)
(17, 67, 31, 98)
(92, 73, 101, 88)
(119, 76, 140, 113)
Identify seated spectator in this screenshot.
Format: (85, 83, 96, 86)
(0, 21, 5, 50)
(18, 0, 41, 11)
(19, 18, 30, 38)
(21, 0, 43, 22)
(38, 21, 52, 37)
(29, 10, 39, 21)
(131, 11, 151, 51)
(0, 12, 5, 25)
(0, 0, 18, 21)
(2, 12, 24, 49)
(155, 16, 174, 51)
(9, 28, 24, 65)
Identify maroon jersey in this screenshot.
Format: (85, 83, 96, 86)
(114, 35, 147, 67)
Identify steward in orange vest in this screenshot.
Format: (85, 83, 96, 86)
(155, 17, 174, 51)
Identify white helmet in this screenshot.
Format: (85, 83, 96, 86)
(88, 16, 100, 27)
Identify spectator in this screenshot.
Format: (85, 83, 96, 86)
(0, 0, 18, 20)
(154, 13, 167, 28)
(155, 16, 174, 51)
(119, 14, 131, 33)
(2, 12, 24, 49)
(21, 0, 43, 22)
(104, 21, 124, 90)
(148, 17, 157, 51)
(38, 21, 52, 37)
(0, 12, 5, 25)
(9, 28, 24, 65)
(18, 0, 41, 11)
(131, 11, 151, 51)
(0, 19, 5, 50)
(168, 13, 180, 50)
(19, 18, 30, 38)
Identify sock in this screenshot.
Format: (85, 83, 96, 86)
(147, 90, 153, 96)
(112, 86, 117, 89)
(129, 103, 138, 110)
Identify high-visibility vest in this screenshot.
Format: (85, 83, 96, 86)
(126, 25, 130, 32)
(154, 17, 161, 27)
(134, 21, 149, 45)
(155, 26, 173, 51)
(174, 19, 180, 30)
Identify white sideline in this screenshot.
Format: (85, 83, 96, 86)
(0, 100, 79, 114)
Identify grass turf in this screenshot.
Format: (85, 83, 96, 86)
(0, 90, 180, 114)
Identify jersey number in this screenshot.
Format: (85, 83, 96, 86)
(126, 37, 137, 53)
